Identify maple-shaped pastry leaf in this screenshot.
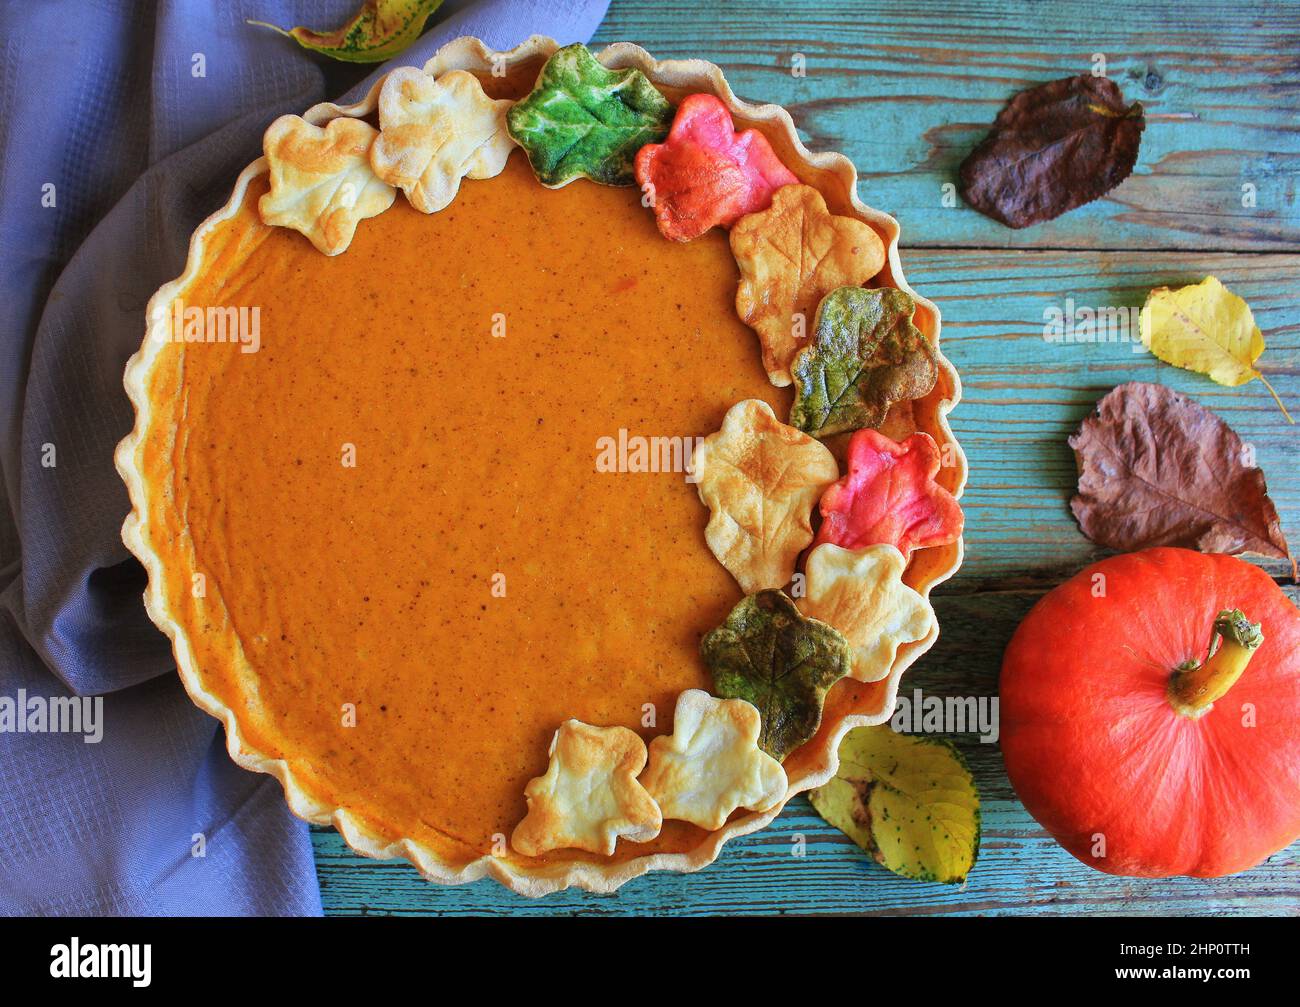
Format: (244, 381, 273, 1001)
(809, 725, 980, 884)
(702, 590, 853, 762)
(790, 287, 940, 438)
(798, 543, 935, 683)
(1069, 382, 1291, 562)
(731, 185, 886, 386)
(511, 720, 662, 857)
(641, 690, 788, 830)
(958, 74, 1144, 228)
(506, 43, 674, 188)
(634, 93, 798, 242)
(249, 0, 444, 64)
(693, 399, 840, 594)
(1140, 276, 1292, 422)
(369, 68, 514, 214)
(259, 114, 396, 255)
(815, 427, 964, 557)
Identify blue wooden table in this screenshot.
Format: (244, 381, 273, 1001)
(314, 0, 1300, 915)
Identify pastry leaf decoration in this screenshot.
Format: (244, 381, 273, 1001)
(798, 544, 935, 683)
(692, 399, 840, 594)
(731, 184, 886, 387)
(634, 93, 798, 241)
(790, 286, 939, 438)
(815, 428, 964, 558)
(641, 690, 788, 830)
(1140, 276, 1292, 422)
(506, 43, 674, 188)
(248, 0, 444, 64)
(702, 590, 853, 762)
(258, 115, 396, 255)
(1069, 382, 1291, 564)
(369, 68, 515, 214)
(809, 725, 980, 884)
(958, 74, 1144, 228)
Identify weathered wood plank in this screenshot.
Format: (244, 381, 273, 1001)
(314, 590, 1300, 916)
(593, 0, 1300, 250)
(904, 248, 1300, 586)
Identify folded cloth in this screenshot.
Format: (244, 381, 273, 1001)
(0, 0, 609, 917)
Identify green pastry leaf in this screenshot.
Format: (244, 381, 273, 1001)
(701, 590, 852, 762)
(248, 0, 445, 64)
(506, 43, 674, 187)
(809, 725, 980, 884)
(790, 286, 939, 438)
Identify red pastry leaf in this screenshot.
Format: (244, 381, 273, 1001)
(634, 93, 798, 242)
(958, 75, 1144, 228)
(815, 429, 964, 558)
(1069, 382, 1291, 563)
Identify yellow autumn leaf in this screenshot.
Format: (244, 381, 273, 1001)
(1139, 276, 1292, 422)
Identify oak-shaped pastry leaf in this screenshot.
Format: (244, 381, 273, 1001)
(370, 68, 514, 213)
(259, 114, 396, 255)
(790, 287, 940, 438)
(731, 184, 886, 386)
(1069, 381, 1291, 563)
(506, 43, 674, 188)
(510, 720, 662, 857)
(641, 690, 788, 830)
(702, 590, 853, 762)
(248, 0, 444, 64)
(693, 399, 840, 594)
(958, 74, 1144, 228)
(799, 544, 935, 683)
(815, 428, 964, 557)
(634, 93, 798, 241)
(809, 725, 980, 884)
(1140, 276, 1292, 422)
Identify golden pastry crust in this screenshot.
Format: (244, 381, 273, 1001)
(798, 543, 934, 682)
(641, 690, 787, 830)
(370, 68, 515, 213)
(731, 184, 886, 386)
(259, 114, 395, 255)
(693, 399, 839, 593)
(511, 720, 663, 857)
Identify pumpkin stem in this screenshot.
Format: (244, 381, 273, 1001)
(1168, 609, 1263, 718)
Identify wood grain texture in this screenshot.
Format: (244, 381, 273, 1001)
(592, 0, 1300, 250)
(313, 0, 1300, 914)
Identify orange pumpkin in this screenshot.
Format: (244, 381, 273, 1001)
(1000, 547, 1300, 877)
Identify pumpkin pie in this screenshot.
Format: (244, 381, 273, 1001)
(115, 36, 966, 895)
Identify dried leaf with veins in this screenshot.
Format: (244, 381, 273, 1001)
(702, 590, 853, 762)
(809, 725, 980, 884)
(799, 544, 935, 683)
(958, 74, 1144, 228)
(1140, 276, 1292, 422)
(693, 399, 839, 593)
(259, 115, 396, 255)
(640, 690, 787, 830)
(790, 287, 940, 438)
(510, 720, 661, 857)
(816, 427, 964, 557)
(731, 184, 886, 386)
(370, 68, 514, 214)
(248, 0, 445, 64)
(1069, 382, 1291, 563)
(634, 93, 798, 241)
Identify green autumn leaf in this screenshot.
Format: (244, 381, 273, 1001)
(506, 43, 674, 187)
(249, 0, 444, 64)
(701, 590, 852, 762)
(790, 286, 939, 438)
(809, 724, 980, 884)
